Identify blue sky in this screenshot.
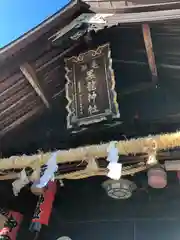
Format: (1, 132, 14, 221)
(0, 0, 70, 48)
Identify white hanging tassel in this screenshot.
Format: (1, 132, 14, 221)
(86, 158, 98, 171)
(59, 180, 64, 187)
(29, 154, 41, 182)
(12, 169, 29, 196)
(107, 142, 122, 180)
(144, 138, 158, 166)
(30, 168, 41, 182)
(33, 152, 58, 189)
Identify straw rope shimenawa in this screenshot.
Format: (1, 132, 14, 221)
(0, 163, 147, 181)
(0, 131, 180, 171)
(56, 163, 147, 180)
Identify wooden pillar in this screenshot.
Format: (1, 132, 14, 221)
(142, 24, 158, 84)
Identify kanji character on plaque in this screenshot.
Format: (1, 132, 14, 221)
(87, 80, 96, 92)
(88, 104, 99, 115)
(88, 91, 97, 103)
(85, 69, 96, 81)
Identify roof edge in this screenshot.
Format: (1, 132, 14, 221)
(0, 0, 88, 59)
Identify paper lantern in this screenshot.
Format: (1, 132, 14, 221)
(148, 166, 167, 189)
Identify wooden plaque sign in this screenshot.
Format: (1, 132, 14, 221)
(65, 43, 120, 129)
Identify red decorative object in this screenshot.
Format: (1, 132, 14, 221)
(0, 211, 23, 240)
(177, 171, 180, 180)
(32, 181, 57, 226)
(148, 167, 167, 189)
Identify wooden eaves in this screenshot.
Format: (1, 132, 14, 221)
(20, 63, 50, 108)
(0, 0, 90, 137)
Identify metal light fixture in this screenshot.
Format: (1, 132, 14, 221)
(102, 179, 137, 200)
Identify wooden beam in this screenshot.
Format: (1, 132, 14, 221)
(37, 43, 78, 72)
(20, 63, 50, 108)
(0, 92, 35, 121)
(120, 82, 155, 97)
(142, 24, 158, 83)
(89, 1, 180, 13)
(50, 10, 180, 40)
(0, 106, 42, 137)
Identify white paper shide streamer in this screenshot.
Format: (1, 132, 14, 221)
(107, 142, 122, 180)
(12, 169, 29, 196)
(33, 152, 58, 189)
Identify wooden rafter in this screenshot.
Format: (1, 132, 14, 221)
(142, 24, 158, 83)
(0, 106, 42, 137)
(20, 63, 50, 108)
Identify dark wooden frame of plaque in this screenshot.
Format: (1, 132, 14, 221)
(65, 43, 120, 129)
